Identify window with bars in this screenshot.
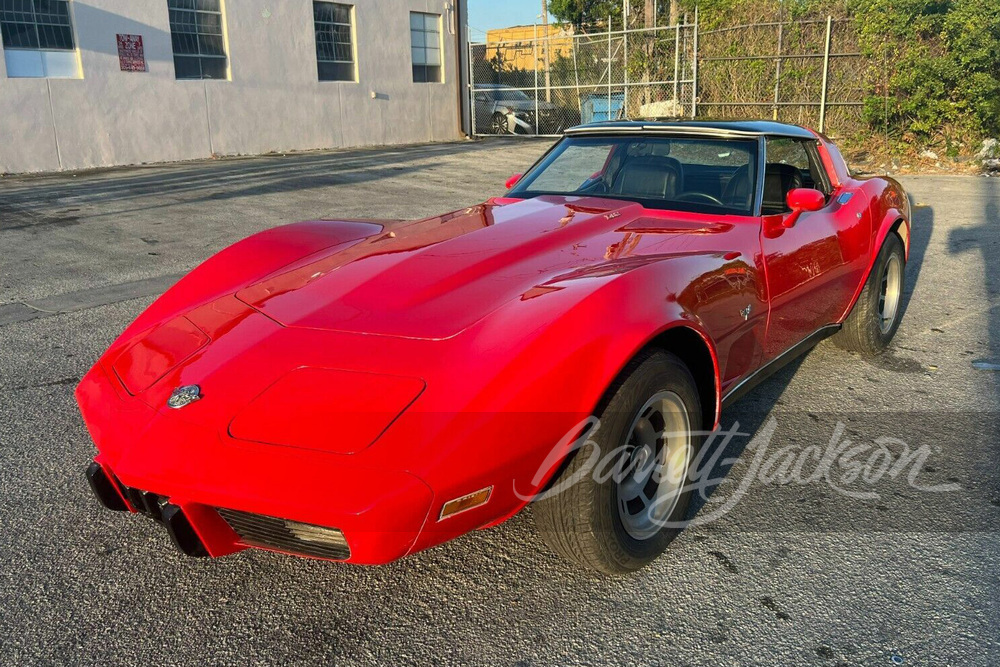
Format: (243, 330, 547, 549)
(0, 0, 79, 78)
(313, 2, 354, 82)
(409, 12, 441, 83)
(167, 0, 227, 80)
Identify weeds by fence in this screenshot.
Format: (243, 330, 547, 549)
(698, 17, 864, 135)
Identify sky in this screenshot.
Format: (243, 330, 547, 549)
(467, 0, 556, 40)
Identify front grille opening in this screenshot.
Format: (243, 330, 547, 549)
(216, 508, 351, 561)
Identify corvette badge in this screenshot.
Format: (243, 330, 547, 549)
(167, 385, 202, 409)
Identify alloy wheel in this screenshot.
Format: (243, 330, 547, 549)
(616, 391, 692, 540)
(878, 254, 903, 334)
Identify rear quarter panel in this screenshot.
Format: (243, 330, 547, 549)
(814, 132, 910, 318)
(836, 174, 910, 319)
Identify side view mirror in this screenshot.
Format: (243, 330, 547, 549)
(783, 188, 825, 228)
(505, 173, 523, 189)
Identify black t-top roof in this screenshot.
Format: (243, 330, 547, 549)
(564, 120, 816, 139)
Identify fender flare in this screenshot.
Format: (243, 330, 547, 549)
(637, 320, 723, 429)
(479, 316, 722, 530)
(516, 316, 720, 500)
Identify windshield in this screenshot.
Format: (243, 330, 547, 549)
(508, 135, 759, 216)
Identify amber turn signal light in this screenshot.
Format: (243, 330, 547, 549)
(438, 486, 493, 521)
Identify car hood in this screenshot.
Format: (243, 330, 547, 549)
(92, 195, 742, 459)
(233, 196, 660, 339)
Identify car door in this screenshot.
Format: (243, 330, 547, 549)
(758, 137, 869, 361)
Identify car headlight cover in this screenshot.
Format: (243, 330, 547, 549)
(111, 316, 210, 395)
(228, 368, 425, 454)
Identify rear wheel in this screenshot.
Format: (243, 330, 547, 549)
(833, 232, 905, 356)
(532, 350, 702, 574)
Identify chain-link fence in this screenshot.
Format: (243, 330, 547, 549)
(468, 15, 864, 137)
(697, 17, 864, 136)
(469, 22, 696, 136)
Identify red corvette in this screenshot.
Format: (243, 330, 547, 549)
(79, 121, 910, 573)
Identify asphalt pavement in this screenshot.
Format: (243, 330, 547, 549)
(0, 139, 998, 665)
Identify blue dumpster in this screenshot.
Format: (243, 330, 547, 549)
(581, 91, 625, 123)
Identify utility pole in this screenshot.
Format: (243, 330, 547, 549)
(540, 0, 551, 102)
(643, 0, 654, 106)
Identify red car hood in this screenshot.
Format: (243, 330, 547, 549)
(234, 195, 650, 340)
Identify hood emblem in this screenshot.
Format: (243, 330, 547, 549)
(167, 385, 202, 409)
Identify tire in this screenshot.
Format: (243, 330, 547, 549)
(489, 112, 509, 135)
(532, 349, 703, 574)
(833, 232, 905, 356)
(548, 109, 569, 134)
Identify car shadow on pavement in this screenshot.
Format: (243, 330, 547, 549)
(949, 178, 1000, 399)
(899, 195, 933, 322)
(685, 355, 807, 521)
(946, 179, 1000, 526)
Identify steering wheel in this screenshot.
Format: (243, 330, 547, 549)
(676, 192, 725, 207)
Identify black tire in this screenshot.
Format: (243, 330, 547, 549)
(532, 349, 703, 574)
(833, 232, 905, 356)
(489, 112, 509, 135)
(549, 108, 570, 134)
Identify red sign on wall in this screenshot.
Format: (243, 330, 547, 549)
(117, 34, 146, 72)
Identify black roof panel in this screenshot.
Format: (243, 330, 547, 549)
(564, 120, 816, 139)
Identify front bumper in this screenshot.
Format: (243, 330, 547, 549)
(87, 461, 208, 557)
(507, 109, 569, 135)
(79, 364, 434, 564)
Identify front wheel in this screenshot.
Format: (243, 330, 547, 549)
(833, 232, 906, 356)
(532, 350, 702, 574)
(489, 112, 509, 135)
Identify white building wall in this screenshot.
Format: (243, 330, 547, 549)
(0, 0, 463, 174)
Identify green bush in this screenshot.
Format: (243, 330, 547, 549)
(853, 0, 1000, 144)
(943, 0, 1000, 137)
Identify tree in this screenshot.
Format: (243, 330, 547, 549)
(549, 0, 693, 30)
(548, 0, 623, 29)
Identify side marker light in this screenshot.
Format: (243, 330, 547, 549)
(439, 486, 493, 521)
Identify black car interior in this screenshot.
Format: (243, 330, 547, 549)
(578, 141, 740, 210)
(761, 163, 805, 215)
(721, 164, 752, 209)
(611, 155, 684, 199)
